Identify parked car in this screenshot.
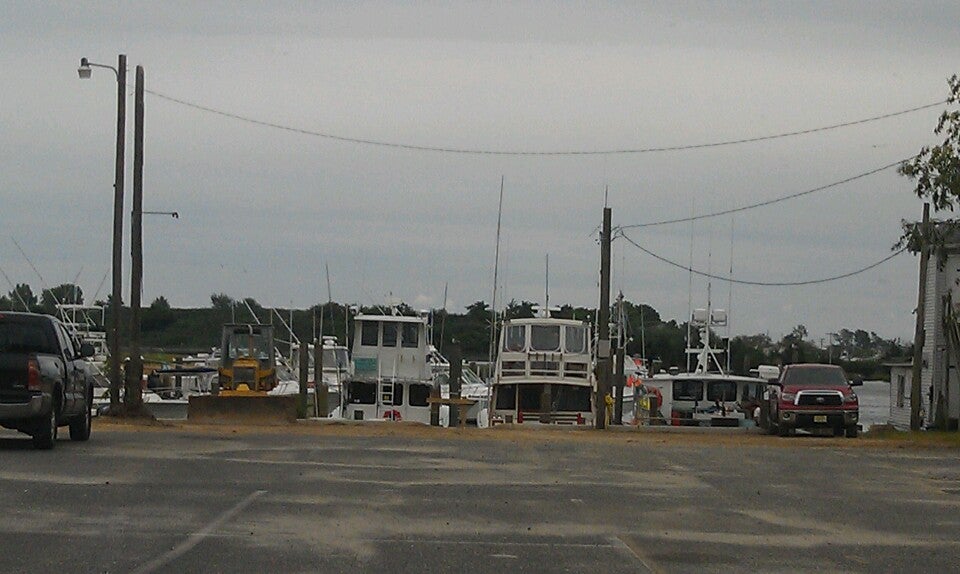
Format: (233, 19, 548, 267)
(0, 312, 95, 448)
(763, 363, 861, 438)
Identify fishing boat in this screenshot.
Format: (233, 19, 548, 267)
(639, 301, 765, 427)
(271, 336, 352, 417)
(489, 311, 595, 425)
(343, 312, 438, 423)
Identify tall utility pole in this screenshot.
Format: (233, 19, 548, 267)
(126, 65, 145, 409)
(910, 203, 930, 431)
(110, 54, 126, 409)
(595, 207, 612, 429)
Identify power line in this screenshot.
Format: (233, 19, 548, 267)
(618, 231, 907, 286)
(144, 88, 945, 156)
(619, 156, 914, 229)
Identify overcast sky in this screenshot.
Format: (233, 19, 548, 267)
(2, 1, 958, 343)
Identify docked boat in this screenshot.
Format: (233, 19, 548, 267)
(272, 336, 352, 417)
(639, 304, 765, 427)
(490, 313, 595, 425)
(343, 312, 438, 423)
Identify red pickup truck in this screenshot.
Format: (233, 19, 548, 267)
(764, 363, 861, 438)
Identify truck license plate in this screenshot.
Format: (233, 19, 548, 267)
(814, 415, 827, 423)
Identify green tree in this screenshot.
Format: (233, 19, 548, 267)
(40, 283, 84, 313)
(7, 284, 37, 312)
(899, 75, 960, 210)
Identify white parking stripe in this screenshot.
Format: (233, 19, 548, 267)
(130, 490, 266, 574)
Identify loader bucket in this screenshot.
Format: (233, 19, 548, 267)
(187, 395, 298, 425)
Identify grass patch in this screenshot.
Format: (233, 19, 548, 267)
(866, 426, 960, 447)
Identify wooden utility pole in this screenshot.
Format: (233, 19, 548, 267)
(911, 203, 930, 431)
(448, 342, 462, 427)
(125, 64, 145, 410)
(595, 207, 612, 429)
(109, 54, 126, 409)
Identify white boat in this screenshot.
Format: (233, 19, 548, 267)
(490, 313, 595, 426)
(272, 336, 353, 417)
(635, 300, 765, 427)
(343, 312, 438, 423)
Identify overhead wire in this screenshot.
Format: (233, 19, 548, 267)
(619, 156, 915, 229)
(618, 230, 908, 286)
(144, 88, 945, 156)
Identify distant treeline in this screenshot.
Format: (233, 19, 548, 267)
(1, 284, 908, 378)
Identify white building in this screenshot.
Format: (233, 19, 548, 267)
(886, 362, 916, 430)
(918, 232, 960, 430)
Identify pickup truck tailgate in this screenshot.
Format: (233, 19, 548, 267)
(0, 353, 31, 403)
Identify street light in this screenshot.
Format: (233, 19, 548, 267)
(78, 55, 126, 410)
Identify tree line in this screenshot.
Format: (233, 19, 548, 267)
(1, 283, 908, 378)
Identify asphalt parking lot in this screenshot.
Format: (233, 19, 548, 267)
(1, 421, 959, 573)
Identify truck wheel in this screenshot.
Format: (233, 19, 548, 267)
(832, 425, 844, 437)
(69, 393, 92, 441)
(32, 407, 57, 450)
(845, 425, 858, 438)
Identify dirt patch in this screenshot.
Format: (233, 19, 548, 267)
(90, 418, 960, 449)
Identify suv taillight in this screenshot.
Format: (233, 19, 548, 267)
(27, 357, 41, 391)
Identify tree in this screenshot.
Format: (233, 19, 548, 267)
(899, 75, 960, 211)
(40, 283, 84, 314)
(210, 293, 234, 311)
(142, 296, 175, 332)
(503, 299, 536, 319)
(7, 284, 37, 312)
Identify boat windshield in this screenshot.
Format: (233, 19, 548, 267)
(530, 325, 560, 352)
(565, 325, 586, 353)
(322, 348, 350, 370)
(504, 325, 525, 352)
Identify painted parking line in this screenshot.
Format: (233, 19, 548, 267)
(130, 490, 266, 574)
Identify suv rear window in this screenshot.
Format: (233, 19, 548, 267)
(782, 366, 847, 386)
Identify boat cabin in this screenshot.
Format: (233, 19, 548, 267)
(344, 314, 436, 423)
(646, 373, 765, 426)
(491, 317, 594, 425)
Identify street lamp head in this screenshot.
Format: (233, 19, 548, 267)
(78, 57, 92, 79)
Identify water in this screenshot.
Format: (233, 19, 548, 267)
(857, 380, 890, 430)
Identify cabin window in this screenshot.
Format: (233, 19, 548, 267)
(673, 379, 703, 401)
(392, 382, 404, 406)
(564, 362, 588, 379)
(518, 385, 543, 410)
(553, 386, 591, 412)
(361, 322, 378, 346)
(382, 323, 398, 347)
(707, 381, 737, 402)
(348, 381, 376, 404)
(401, 322, 419, 348)
(408, 383, 431, 407)
(530, 325, 561, 352)
(496, 384, 517, 409)
(564, 326, 586, 354)
(741, 382, 762, 402)
(504, 325, 525, 352)
(896, 374, 906, 408)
